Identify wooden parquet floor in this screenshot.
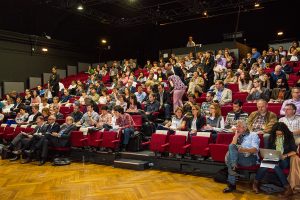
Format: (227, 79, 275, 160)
(0, 159, 299, 200)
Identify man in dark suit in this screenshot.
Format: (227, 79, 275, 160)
(23, 115, 60, 165)
(7, 116, 48, 161)
(45, 116, 76, 148)
(157, 83, 172, 120)
(246, 53, 256, 71)
(49, 66, 60, 97)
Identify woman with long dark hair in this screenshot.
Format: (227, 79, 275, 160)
(253, 122, 297, 197)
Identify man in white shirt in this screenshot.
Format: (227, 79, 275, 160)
(279, 103, 300, 144)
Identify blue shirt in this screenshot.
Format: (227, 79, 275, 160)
(241, 132, 260, 151)
(134, 92, 146, 103)
(252, 52, 261, 60)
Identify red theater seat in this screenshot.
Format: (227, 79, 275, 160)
(142, 133, 169, 153)
(227, 84, 239, 92)
(131, 115, 142, 131)
(87, 131, 103, 147)
(209, 133, 234, 162)
(189, 135, 211, 157)
(100, 131, 120, 150)
(70, 131, 87, 148)
(163, 135, 189, 155)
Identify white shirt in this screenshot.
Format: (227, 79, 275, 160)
(279, 115, 300, 141)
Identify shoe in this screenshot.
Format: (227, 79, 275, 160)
(12, 150, 22, 155)
(228, 166, 244, 177)
(21, 158, 31, 164)
(223, 184, 236, 193)
(252, 180, 260, 194)
(38, 159, 46, 166)
(24, 150, 34, 156)
(9, 155, 20, 161)
(279, 185, 293, 198)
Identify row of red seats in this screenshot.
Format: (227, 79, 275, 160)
(0, 124, 34, 141)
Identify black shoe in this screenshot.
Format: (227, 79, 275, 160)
(223, 184, 236, 193)
(24, 150, 34, 156)
(38, 159, 46, 166)
(21, 158, 31, 164)
(9, 155, 20, 161)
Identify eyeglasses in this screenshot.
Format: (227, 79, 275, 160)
(192, 109, 198, 111)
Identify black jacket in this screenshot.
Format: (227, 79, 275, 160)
(46, 122, 60, 134)
(156, 91, 171, 105)
(185, 116, 206, 132)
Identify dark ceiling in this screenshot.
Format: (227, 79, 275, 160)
(0, 0, 299, 62)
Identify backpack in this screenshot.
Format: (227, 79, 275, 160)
(127, 131, 144, 152)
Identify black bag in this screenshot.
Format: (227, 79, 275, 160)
(127, 132, 144, 152)
(141, 122, 156, 137)
(213, 167, 228, 183)
(53, 157, 71, 166)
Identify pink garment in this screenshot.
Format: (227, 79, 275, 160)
(173, 89, 186, 112)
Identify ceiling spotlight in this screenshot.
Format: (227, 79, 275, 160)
(77, 5, 84, 10)
(101, 39, 107, 44)
(202, 11, 208, 16)
(254, 2, 260, 7)
(42, 48, 48, 52)
(277, 31, 284, 36)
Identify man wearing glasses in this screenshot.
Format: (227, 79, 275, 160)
(280, 87, 300, 116)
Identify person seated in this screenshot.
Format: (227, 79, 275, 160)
(183, 93, 197, 118)
(252, 122, 296, 197)
(137, 72, 147, 83)
(76, 104, 99, 128)
(115, 94, 128, 112)
(238, 71, 253, 93)
(39, 97, 49, 112)
(246, 78, 270, 102)
(200, 91, 215, 117)
(156, 83, 171, 121)
(145, 72, 156, 87)
(280, 87, 300, 116)
(126, 94, 141, 113)
(186, 36, 196, 47)
(23, 115, 60, 165)
(68, 80, 77, 95)
(96, 106, 112, 130)
(51, 106, 64, 120)
(144, 93, 160, 122)
(106, 95, 115, 111)
(50, 96, 60, 110)
(279, 103, 300, 145)
(213, 80, 232, 105)
(6, 116, 48, 161)
(247, 99, 277, 145)
(89, 87, 100, 103)
(225, 100, 248, 130)
(15, 107, 29, 125)
(156, 68, 167, 81)
(134, 85, 147, 104)
(223, 120, 259, 193)
(203, 103, 225, 133)
(188, 71, 204, 98)
(2, 98, 15, 115)
(98, 89, 108, 105)
(224, 69, 237, 84)
(270, 49, 283, 64)
(30, 90, 41, 106)
(60, 89, 71, 105)
(126, 79, 136, 93)
(269, 78, 290, 103)
(36, 85, 45, 97)
(213, 54, 227, 81)
(249, 63, 259, 79)
(281, 57, 293, 74)
(123, 87, 131, 103)
(113, 105, 135, 151)
(185, 105, 206, 134)
(157, 107, 186, 132)
(70, 104, 83, 123)
(11, 96, 25, 115)
(270, 65, 287, 89)
(26, 105, 42, 125)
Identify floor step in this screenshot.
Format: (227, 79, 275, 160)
(119, 150, 155, 161)
(114, 159, 152, 171)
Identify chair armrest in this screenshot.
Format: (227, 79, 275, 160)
(161, 143, 170, 148)
(95, 139, 103, 142)
(112, 139, 120, 143)
(80, 138, 88, 142)
(183, 144, 191, 149)
(141, 141, 150, 146)
(6, 133, 13, 137)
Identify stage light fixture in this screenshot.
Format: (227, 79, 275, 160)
(277, 31, 284, 36)
(202, 11, 208, 16)
(101, 39, 107, 44)
(42, 48, 48, 52)
(77, 5, 84, 10)
(254, 2, 260, 7)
